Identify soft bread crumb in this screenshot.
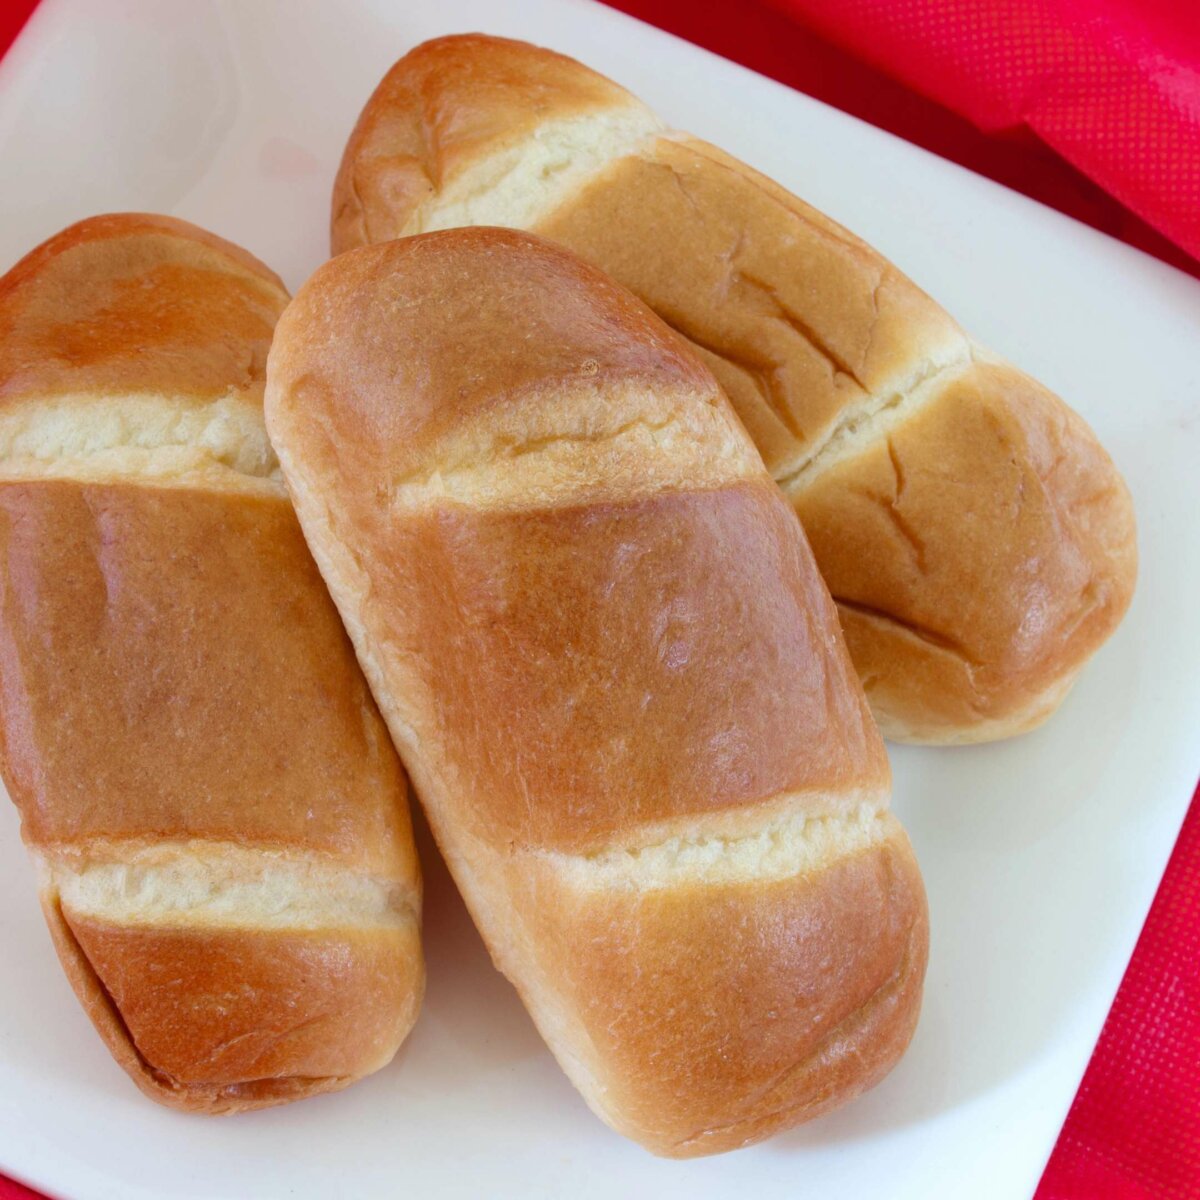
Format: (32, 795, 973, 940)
(543, 801, 892, 890)
(411, 108, 664, 236)
(40, 841, 416, 931)
(0, 391, 284, 493)
(388, 384, 759, 511)
(777, 352, 971, 495)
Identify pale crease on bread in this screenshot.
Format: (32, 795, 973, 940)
(264, 227, 929, 1156)
(0, 214, 423, 1113)
(331, 33, 1137, 744)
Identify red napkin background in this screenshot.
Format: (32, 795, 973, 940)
(1, 1, 1198, 1197)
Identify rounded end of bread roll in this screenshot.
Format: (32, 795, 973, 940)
(0, 212, 289, 407)
(492, 811, 927, 1157)
(0, 212, 288, 297)
(794, 359, 1137, 744)
(330, 34, 657, 255)
(40, 881, 424, 1115)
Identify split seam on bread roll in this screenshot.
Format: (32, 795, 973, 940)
(534, 799, 894, 890)
(775, 351, 976, 493)
(380, 381, 760, 509)
(0, 392, 283, 491)
(38, 843, 418, 931)
(377, 109, 663, 240)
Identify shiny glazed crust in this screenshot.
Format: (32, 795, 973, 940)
(0, 214, 423, 1113)
(265, 227, 928, 1155)
(331, 34, 1137, 743)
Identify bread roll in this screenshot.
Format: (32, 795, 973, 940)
(331, 33, 1137, 744)
(264, 227, 928, 1156)
(0, 214, 423, 1113)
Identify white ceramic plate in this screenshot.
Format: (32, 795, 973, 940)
(0, 2, 1197, 1197)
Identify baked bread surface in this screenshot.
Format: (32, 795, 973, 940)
(0, 214, 423, 1113)
(331, 34, 1137, 743)
(265, 227, 928, 1156)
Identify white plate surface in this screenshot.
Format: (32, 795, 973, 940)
(0, 2, 1198, 1198)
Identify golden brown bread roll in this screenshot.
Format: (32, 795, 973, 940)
(0, 214, 423, 1113)
(332, 33, 1138, 744)
(264, 227, 928, 1157)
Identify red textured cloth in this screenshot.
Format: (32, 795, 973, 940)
(769, 0, 1200, 266)
(0, 1180, 41, 1200)
(0, 1, 34, 63)
(0, 3, 1198, 1199)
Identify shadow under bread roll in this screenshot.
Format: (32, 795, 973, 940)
(331, 33, 1137, 745)
(265, 227, 928, 1157)
(0, 214, 423, 1113)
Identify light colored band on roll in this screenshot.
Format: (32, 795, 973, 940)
(0, 391, 286, 496)
(387, 385, 763, 512)
(534, 796, 895, 891)
(777, 350, 974, 496)
(407, 107, 664, 236)
(38, 841, 415, 931)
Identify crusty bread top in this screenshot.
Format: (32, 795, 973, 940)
(332, 34, 660, 252)
(267, 227, 889, 854)
(538, 135, 968, 478)
(0, 214, 287, 404)
(276, 226, 724, 498)
(795, 358, 1138, 739)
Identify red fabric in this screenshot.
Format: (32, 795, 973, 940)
(1, 3, 1198, 1199)
(771, 0, 1200, 267)
(0, 0, 35, 68)
(0, 1179, 43, 1200)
